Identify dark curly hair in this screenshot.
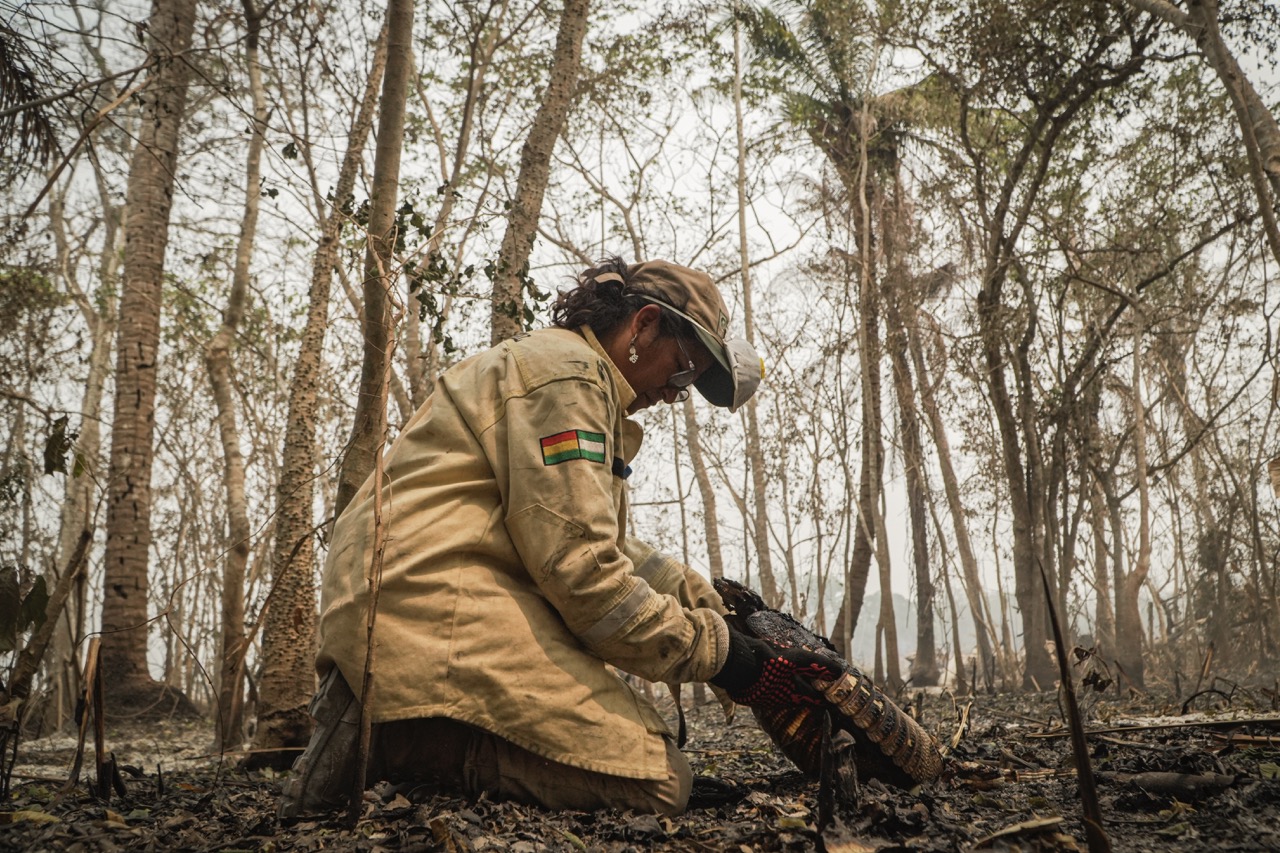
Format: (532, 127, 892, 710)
(551, 256, 694, 341)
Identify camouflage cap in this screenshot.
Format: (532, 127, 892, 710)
(610, 259, 763, 412)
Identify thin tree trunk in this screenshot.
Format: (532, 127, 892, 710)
(682, 398, 724, 579)
(884, 254, 936, 685)
(830, 136, 884, 660)
(1090, 477, 1116, 655)
(205, 0, 266, 751)
(830, 260, 879, 660)
(248, 25, 388, 764)
(928, 488, 967, 693)
(334, 0, 416, 516)
(99, 0, 199, 713)
(731, 5, 780, 607)
(888, 313, 936, 686)
(489, 0, 589, 344)
(1116, 319, 1151, 688)
(48, 174, 119, 730)
(873, 481, 901, 688)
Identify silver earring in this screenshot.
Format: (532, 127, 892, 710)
(628, 336, 639, 364)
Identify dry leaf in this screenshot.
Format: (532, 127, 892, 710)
(0, 809, 59, 826)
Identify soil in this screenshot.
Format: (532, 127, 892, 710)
(2, 686, 1278, 852)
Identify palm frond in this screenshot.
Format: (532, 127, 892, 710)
(0, 22, 59, 181)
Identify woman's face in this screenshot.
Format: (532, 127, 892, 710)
(614, 305, 715, 414)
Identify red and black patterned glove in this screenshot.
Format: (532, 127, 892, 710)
(710, 624, 841, 708)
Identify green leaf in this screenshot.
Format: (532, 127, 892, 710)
(559, 830, 586, 850)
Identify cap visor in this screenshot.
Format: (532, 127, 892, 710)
(694, 366, 735, 408)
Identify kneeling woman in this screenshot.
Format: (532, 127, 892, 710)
(280, 258, 835, 817)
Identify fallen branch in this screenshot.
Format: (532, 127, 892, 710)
(1026, 716, 1280, 738)
(1096, 770, 1236, 801)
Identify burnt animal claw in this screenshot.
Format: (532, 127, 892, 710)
(713, 577, 943, 787)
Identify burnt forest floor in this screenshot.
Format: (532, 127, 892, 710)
(3, 685, 1279, 852)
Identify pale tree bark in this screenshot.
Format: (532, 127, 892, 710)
(204, 0, 266, 751)
(1090, 476, 1116, 654)
(334, 0, 415, 516)
(249, 25, 388, 764)
(334, 261, 413, 424)
(489, 0, 589, 345)
(731, 7, 780, 607)
(47, 169, 119, 731)
(1116, 318, 1151, 688)
(99, 0, 200, 714)
(669, 405, 710, 707)
(682, 398, 724, 579)
(873, 484, 901, 688)
(1082, 377, 1117, 657)
(927, 492, 967, 692)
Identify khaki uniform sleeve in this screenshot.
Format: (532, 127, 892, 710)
(625, 540, 735, 717)
(624, 540, 727, 616)
(494, 377, 728, 685)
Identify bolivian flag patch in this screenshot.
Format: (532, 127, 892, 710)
(540, 429, 606, 466)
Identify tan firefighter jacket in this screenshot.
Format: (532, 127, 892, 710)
(317, 326, 730, 781)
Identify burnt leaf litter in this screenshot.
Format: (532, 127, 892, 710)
(2, 686, 1278, 852)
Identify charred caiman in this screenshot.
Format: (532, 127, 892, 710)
(714, 577, 943, 788)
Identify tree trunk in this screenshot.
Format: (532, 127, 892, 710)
(874, 481, 901, 688)
(334, 0, 416, 516)
(248, 25, 389, 765)
(1090, 476, 1116, 655)
(205, 0, 266, 751)
(99, 0, 200, 715)
(929, 489, 967, 693)
(682, 398, 724, 579)
(830, 181, 884, 660)
(1116, 320, 1150, 688)
(489, 0, 589, 345)
(731, 7, 780, 606)
(47, 173, 119, 732)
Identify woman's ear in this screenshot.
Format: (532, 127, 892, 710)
(632, 303, 664, 345)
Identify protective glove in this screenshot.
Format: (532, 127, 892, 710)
(709, 623, 841, 708)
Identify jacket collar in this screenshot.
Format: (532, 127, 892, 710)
(581, 326, 636, 414)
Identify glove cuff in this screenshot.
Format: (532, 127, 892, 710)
(708, 628, 759, 694)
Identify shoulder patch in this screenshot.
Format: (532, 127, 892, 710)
(541, 429, 606, 465)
